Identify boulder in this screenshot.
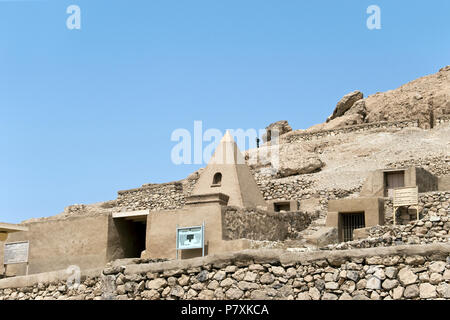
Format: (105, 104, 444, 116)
(327, 91, 364, 121)
(278, 143, 324, 177)
(322, 113, 364, 130)
(346, 99, 367, 119)
(305, 227, 338, 247)
(263, 120, 292, 142)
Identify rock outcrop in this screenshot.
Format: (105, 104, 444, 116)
(277, 143, 324, 177)
(314, 66, 450, 130)
(327, 91, 364, 122)
(263, 120, 292, 142)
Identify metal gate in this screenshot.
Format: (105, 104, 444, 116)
(342, 212, 365, 242)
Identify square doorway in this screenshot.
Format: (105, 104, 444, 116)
(340, 212, 365, 242)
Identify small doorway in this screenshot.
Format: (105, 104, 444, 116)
(340, 212, 365, 242)
(384, 171, 405, 197)
(110, 211, 148, 259)
(274, 202, 291, 212)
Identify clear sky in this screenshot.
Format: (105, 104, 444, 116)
(1, 0, 449, 223)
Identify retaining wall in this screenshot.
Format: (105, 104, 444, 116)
(1, 244, 449, 300)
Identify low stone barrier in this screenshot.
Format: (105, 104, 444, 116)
(1, 244, 449, 300)
(282, 120, 419, 144)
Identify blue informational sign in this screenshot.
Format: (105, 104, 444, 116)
(176, 222, 205, 259)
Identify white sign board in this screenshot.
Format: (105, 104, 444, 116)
(177, 226, 203, 250)
(393, 187, 418, 207)
(4, 241, 29, 265)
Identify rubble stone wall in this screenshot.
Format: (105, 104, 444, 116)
(325, 191, 449, 251)
(223, 207, 312, 241)
(114, 179, 197, 212)
(1, 244, 449, 300)
(282, 120, 419, 144)
(386, 156, 450, 177)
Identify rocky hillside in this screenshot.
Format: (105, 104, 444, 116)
(309, 65, 450, 131)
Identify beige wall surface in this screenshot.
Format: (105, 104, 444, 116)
(438, 175, 450, 191)
(415, 168, 439, 192)
(144, 201, 250, 260)
(361, 167, 438, 197)
(0, 215, 113, 276)
(326, 197, 385, 241)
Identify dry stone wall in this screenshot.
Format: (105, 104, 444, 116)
(1, 244, 449, 300)
(223, 207, 312, 241)
(114, 179, 197, 212)
(386, 157, 450, 177)
(253, 172, 360, 210)
(282, 120, 419, 144)
(325, 191, 449, 251)
(384, 191, 449, 224)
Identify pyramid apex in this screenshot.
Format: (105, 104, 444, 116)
(222, 130, 234, 142)
(189, 129, 266, 208)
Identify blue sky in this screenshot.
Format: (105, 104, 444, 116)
(1, 0, 449, 223)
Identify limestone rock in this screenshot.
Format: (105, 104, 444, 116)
(398, 267, 418, 286)
(429, 261, 446, 273)
(278, 143, 324, 177)
(308, 287, 321, 300)
(198, 289, 215, 300)
(339, 293, 353, 300)
(225, 288, 244, 300)
(270, 266, 285, 277)
(322, 292, 338, 300)
(146, 278, 167, 290)
(403, 285, 419, 299)
(328, 91, 364, 121)
(213, 271, 226, 281)
(263, 120, 292, 143)
(297, 292, 311, 300)
(260, 273, 275, 285)
(366, 276, 381, 290)
(392, 286, 404, 299)
(141, 290, 160, 300)
(382, 279, 398, 290)
(170, 285, 185, 298)
(419, 283, 437, 299)
(306, 227, 338, 247)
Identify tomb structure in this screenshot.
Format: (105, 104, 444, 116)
(143, 131, 268, 259)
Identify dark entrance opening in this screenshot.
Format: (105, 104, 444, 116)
(274, 202, 291, 212)
(112, 219, 147, 258)
(340, 212, 365, 242)
(384, 170, 405, 197)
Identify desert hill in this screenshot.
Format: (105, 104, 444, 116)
(307, 65, 450, 132)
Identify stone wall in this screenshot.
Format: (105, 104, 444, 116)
(282, 120, 419, 144)
(223, 207, 312, 241)
(324, 191, 449, 251)
(114, 179, 197, 212)
(253, 171, 361, 213)
(386, 156, 450, 177)
(1, 244, 449, 300)
(384, 191, 449, 224)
